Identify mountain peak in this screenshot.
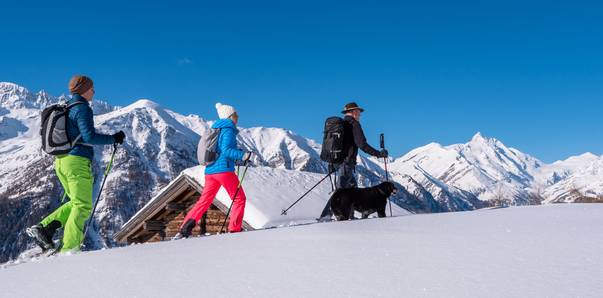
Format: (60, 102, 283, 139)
(134, 99, 160, 108)
(0, 82, 35, 109)
(124, 99, 162, 111)
(471, 132, 486, 142)
(557, 152, 600, 165)
(577, 152, 598, 159)
(0, 82, 27, 91)
(0, 82, 31, 97)
(469, 132, 501, 147)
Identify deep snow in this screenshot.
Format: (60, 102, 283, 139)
(1, 204, 602, 298)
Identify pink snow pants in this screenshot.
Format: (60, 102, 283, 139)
(181, 172, 247, 232)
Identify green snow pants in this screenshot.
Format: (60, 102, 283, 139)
(41, 154, 93, 252)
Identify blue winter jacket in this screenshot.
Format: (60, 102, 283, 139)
(66, 94, 115, 160)
(205, 119, 245, 175)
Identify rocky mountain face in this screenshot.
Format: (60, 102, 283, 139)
(1, 82, 602, 263)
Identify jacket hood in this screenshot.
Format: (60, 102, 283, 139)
(211, 118, 238, 130)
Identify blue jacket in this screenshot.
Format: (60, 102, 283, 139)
(205, 119, 245, 175)
(66, 94, 115, 160)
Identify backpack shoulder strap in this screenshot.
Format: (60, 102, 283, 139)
(214, 128, 223, 149)
(65, 101, 88, 146)
(66, 101, 86, 109)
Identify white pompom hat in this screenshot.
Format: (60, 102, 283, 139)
(215, 102, 237, 119)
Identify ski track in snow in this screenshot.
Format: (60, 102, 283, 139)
(1, 204, 602, 298)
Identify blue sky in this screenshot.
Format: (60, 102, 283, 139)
(1, 0, 602, 162)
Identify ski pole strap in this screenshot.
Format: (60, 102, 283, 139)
(60, 192, 68, 204)
(327, 173, 334, 192)
(237, 161, 250, 188)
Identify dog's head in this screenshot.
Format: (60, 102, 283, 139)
(377, 181, 397, 197)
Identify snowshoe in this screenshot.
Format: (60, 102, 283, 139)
(37, 244, 61, 258)
(317, 216, 334, 223)
(171, 233, 186, 241)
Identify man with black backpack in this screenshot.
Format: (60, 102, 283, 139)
(319, 102, 388, 220)
(26, 75, 125, 253)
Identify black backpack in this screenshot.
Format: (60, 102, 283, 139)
(40, 101, 85, 155)
(320, 117, 346, 164)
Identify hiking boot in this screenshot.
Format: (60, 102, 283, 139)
(176, 219, 196, 239)
(26, 224, 55, 251)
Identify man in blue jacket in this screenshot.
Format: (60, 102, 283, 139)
(27, 75, 125, 253)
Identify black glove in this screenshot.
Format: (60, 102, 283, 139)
(378, 149, 388, 158)
(113, 131, 126, 145)
(242, 151, 253, 162)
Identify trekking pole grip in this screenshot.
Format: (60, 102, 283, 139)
(105, 144, 118, 176)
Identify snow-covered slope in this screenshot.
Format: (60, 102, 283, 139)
(2, 204, 602, 298)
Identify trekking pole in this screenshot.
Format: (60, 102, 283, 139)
(218, 160, 251, 234)
(82, 143, 118, 249)
(381, 134, 393, 217)
(281, 167, 337, 215)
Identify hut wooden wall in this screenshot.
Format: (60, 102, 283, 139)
(164, 205, 228, 238)
(134, 195, 229, 243)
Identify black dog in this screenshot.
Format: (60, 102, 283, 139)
(330, 182, 397, 221)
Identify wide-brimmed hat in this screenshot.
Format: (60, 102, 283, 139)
(341, 102, 365, 114)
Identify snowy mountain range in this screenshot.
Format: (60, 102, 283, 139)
(1, 82, 602, 262)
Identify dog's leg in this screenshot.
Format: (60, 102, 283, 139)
(361, 212, 370, 219)
(378, 207, 387, 218)
(348, 205, 356, 220)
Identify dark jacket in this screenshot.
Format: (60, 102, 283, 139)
(66, 94, 115, 160)
(342, 115, 381, 165)
(205, 118, 245, 175)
